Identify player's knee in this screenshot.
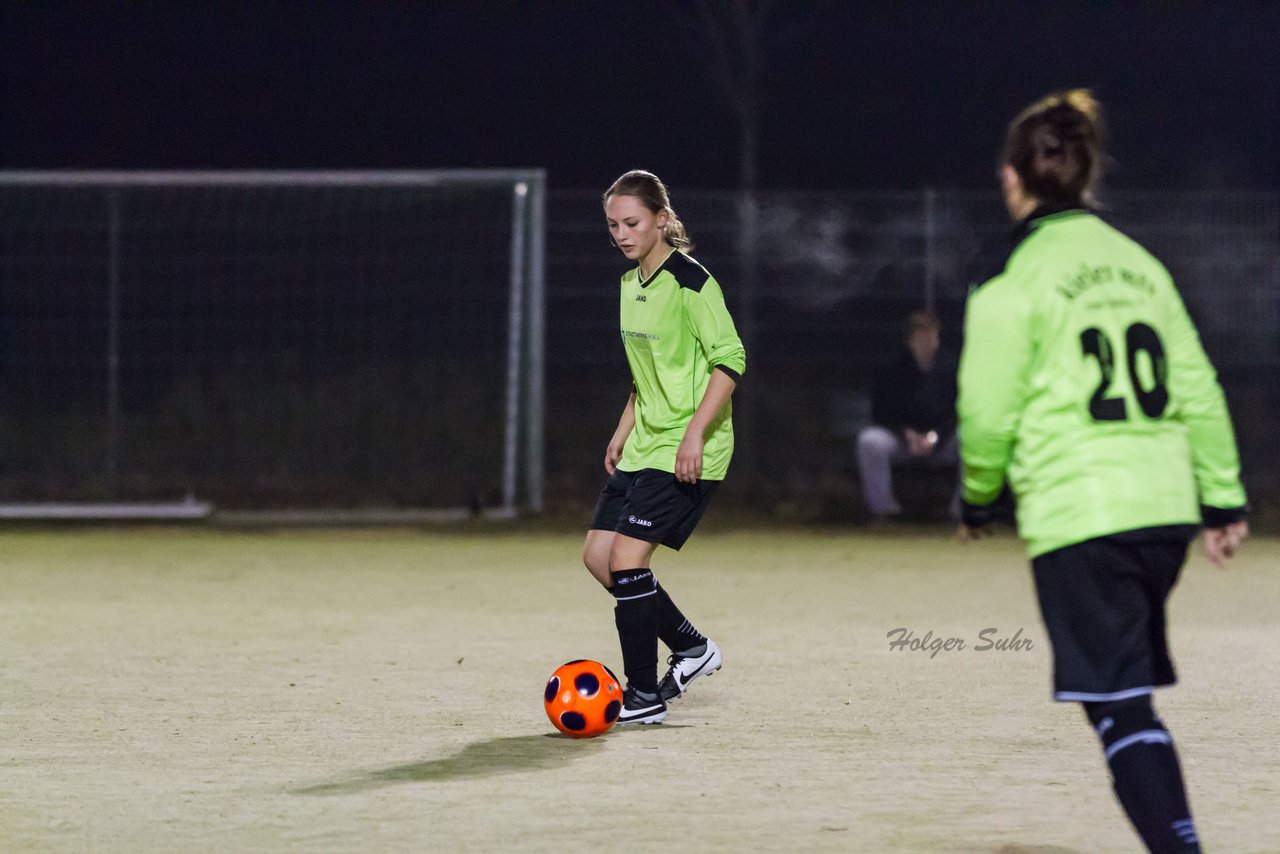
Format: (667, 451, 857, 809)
(582, 546, 610, 583)
(1082, 695, 1167, 757)
(1082, 694, 1152, 727)
(608, 540, 651, 573)
(582, 551, 605, 577)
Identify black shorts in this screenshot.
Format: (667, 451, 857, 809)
(1031, 526, 1195, 703)
(589, 468, 720, 551)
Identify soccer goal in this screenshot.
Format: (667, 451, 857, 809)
(0, 170, 545, 521)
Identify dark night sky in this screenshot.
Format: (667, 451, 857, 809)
(2, 2, 1278, 191)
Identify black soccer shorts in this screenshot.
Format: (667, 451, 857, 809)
(1031, 526, 1195, 703)
(589, 468, 720, 551)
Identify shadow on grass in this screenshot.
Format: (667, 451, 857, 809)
(292, 731, 635, 795)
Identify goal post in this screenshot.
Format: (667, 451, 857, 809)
(0, 170, 545, 520)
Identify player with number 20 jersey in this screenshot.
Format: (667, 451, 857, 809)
(959, 206, 1246, 558)
(958, 90, 1246, 854)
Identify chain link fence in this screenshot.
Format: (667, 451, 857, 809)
(546, 189, 1279, 520)
(0, 173, 544, 513)
(0, 181, 1274, 519)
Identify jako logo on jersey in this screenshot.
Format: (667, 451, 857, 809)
(635, 294, 646, 302)
(627, 515, 653, 528)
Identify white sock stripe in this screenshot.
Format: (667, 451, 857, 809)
(678, 619, 700, 635)
(613, 590, 658, 601)
(1055, 686, 1154, 703)
(1105, 729, 1172, 760)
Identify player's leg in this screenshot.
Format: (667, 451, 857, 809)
(582, 529, 614, 588)
(1033, 533, 1200, 853)
(584, 469, 666, 723)
(1101, 535, 1199, 852)
(607, 532, 665, 724)
(1082, 694, 1200, 853)
(609, 469, 726, 719)
(649, 475, 723, 702)
(584, 469, 633, 587)
(856, 425, 903, 518)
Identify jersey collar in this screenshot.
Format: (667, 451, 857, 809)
(1012, 202, 1090, 244)
(637, 246, 678, 288)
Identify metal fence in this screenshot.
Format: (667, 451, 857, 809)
(0, 171, 545, 514)
(546, 189, 1280, 517)
(0, 179, 1275, 518)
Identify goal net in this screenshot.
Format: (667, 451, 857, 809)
(0, 171, 544, 519)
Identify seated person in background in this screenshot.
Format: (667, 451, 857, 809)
(857, 310, 959, 520)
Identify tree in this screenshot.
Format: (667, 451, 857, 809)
(690, 0, 774, 475)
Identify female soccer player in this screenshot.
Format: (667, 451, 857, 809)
(957, 91, 1248, 853)
(583, 170, 746, 725)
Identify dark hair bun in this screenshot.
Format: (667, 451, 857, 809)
(1003, 90, 1105, 207)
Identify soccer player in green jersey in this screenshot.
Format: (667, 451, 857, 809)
(957, 91, 1248, 853)
(583, 170, 746, 725)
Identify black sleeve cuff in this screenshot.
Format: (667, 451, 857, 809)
(713, 365, 742, 384)
(1201, 504, 1248, 529)
(960, 484, 1015, 528)
(960, 498, 996, 529)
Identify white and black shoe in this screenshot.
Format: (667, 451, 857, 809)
(616, 686, 667, 725)
(657, 638, 722, 702)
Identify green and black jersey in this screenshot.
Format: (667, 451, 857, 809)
(618, 250, 746, 480)
(958, 206, 1246, 557)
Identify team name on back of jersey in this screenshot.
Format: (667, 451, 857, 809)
(1055, 263, 1156, 302)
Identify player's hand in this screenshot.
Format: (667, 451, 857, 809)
(957, 498, 996, 542)
(675, 432, 704, 484)
(604, 437, 625, 475)
(956, 523, 993, 542)
(1203, 520, 1249, 568)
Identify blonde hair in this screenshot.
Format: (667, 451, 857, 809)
(602, 170, 694, 253)
(1002, 89, 1106, 207)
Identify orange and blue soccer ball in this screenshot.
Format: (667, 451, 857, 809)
(543, 659, 622, 738)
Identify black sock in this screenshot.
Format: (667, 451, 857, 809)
(609, 568, 658, 692)
(655, 583, 705, 653)
(1085, 698, 1200, 853)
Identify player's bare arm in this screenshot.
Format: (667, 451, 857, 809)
(605, 392, 637, 474)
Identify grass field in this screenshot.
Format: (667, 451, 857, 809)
(2, 525, 1277, 852)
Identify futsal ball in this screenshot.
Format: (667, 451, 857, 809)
(543, 659, 622, 738)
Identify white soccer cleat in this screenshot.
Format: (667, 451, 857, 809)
(657, 638, 722, 702)
(616, 686, 667, 725)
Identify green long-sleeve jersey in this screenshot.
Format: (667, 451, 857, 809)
(617, 250, 746, 480)
(958, 207, 1246, 557)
